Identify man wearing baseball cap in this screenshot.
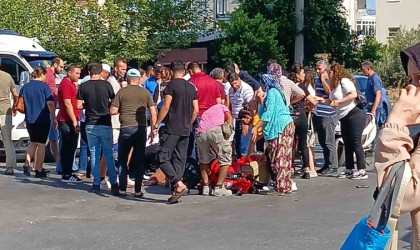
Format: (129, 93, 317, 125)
(110, 69, 157, 198)
(144, 62, 163, 96)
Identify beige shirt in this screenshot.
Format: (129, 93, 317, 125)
(0, 71, 15, 115)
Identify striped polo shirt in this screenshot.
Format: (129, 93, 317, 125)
(314, 78, 336, 117)
(229, 80, 254, 118)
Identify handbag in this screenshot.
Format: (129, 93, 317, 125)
(14, 96, 25, 113)
(307, 113, 316, 147)
(341, 161, 412, 250)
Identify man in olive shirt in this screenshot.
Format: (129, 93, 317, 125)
(0, 69, 18, 175)
(110, 69, 157, 198)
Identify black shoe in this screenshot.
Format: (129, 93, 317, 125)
(23, 164, 31, 176)
(90, 184, 101, 193)
(316, 166, 328, 174)
(111, 183, 120, 196)
(42, 168, 50, 173)
(61, 174, 82, 183)
(301, 172, 311, 179)
(34, 170, 47, 178)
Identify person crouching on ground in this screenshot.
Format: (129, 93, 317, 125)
(196, 104, 233, 196)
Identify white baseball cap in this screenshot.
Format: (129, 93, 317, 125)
(102, 64, 111, 73)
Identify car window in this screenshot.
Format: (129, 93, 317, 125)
(0, 56, 27, 85)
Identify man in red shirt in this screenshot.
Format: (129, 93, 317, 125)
(187, 62, 221, 117)
(46, 57, 65, 166)
(57, 64, 82, 182)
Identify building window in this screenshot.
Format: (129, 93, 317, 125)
(216, 0, 228, 15)
(356, 20, 376, 36)
(388, 27, 400, 37)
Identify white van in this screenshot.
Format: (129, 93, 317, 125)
(0, 30, 58, 161)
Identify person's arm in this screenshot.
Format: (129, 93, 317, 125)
(330, 80, 357, 108)
(11, 88, 18, 115)
(47, 100, 57, 128)
(290, 82, 305, 105)
(216, 97, 222, 104)
(110, 106, 119, 115)
(155, 95, 172, 127)
(110, 91, 121, 116)
(191, 99, 199, 124)
(224, 110, 233, 126)
(64, 99, 78, 127)
(371, 77, 382, 117)
(321, 73, 331, 94)
(76, 100, 84, 110)
(240, 71, 260, 91)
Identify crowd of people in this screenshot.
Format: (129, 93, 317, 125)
(0, 55, 389, 203)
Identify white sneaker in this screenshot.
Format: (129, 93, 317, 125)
(127, 177, 135, 188)
(101, 177, 111, 189)
(143, 175, 150, 180)
(310, 170, 318, 178)
(202, 185, 210, 196)
(212, 185, 232, 197)
(291, 182, 298, 192)
(351, 170, 368, 180)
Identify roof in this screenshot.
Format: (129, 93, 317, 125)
(157, 48, 207, 65)
(0, 35, 46, 54)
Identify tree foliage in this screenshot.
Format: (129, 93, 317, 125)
(0, 0, 212, 65)
(375, 26, 420, 87)
(215, 10, 286, 74)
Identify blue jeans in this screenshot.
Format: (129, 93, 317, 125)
(118, 126, 147, 193)
(85, 125, 117, 186)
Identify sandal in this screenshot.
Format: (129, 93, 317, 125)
(5, 167, 14, 175)
(133, 192, 144, 199)
(168, 188, 188, 204)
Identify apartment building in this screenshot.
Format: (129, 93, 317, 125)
(376, 0, 420, 43)
(343, 0, 376, 36)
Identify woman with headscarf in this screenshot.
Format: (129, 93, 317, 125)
(251, 74, 295, 195)
(375, 42, 420, 248)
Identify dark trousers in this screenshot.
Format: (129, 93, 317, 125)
(118, 126, 147, 193)
(340, 107, 366, 170)
(234, 119, 242, 158)
(295, 111, 310, 168)
(313, 115, 338, 169)
(58, 121, 79, 177)
(158, 131, 189, 186)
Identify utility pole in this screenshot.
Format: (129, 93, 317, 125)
(294, 0, 304, 64)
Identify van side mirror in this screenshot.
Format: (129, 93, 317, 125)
(20, 71, 30, 85)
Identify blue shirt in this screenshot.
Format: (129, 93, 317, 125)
(144, 77, 158, 96)
(315, 78, 336, 117)
(315, 78, 328, 98)
(20, 80, 54, 124)
(366, 73, 383, 108)
(258, 88, 292, 140)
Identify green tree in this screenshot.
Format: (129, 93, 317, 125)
(0, 0, 212, 65)
(375, 26, 420, 87)
(215, 10, 286, 74)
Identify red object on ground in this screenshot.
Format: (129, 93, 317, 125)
(209, 158, 253, 194)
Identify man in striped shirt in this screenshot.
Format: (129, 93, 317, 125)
(227, 72, 254, 158)
(314, 60, 339, 176)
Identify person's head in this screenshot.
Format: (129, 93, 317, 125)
(51, 57, 65, 74)
(31, 66, 47, 81)
(126, 69, 141, 85)
(139, 68, 147, 85)
(267, 62, 283, 83)
(146, 66, 154, 78)
(113, 58, 128, 78)
(187, 61, 201, 75)
(329, 63, 354, 89)
(238, 105, 253, 125)
(209, 68, 225, 82)
(261, 73, 281, 91)
(225, 63, 236, 75)
(101, 63, 111, 80)
(170, 61, 185, 78)
(154, 62, 163, 79)
(227, 72, 241, 90)
(267, 59, 277, 68)
(361, 61, 375, 77)
(159, 67, 172, 82)
(66, 64, 81, 83)
(289, 66, 305, 83)
(401, 43, 420, 86)
(316, 60, 329, 77)
(304, 67, 315, 88)
(88, 62, 103, 76)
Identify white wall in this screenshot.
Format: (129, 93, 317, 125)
(376, 0, 420, 43)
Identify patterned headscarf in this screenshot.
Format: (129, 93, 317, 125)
(261, 73, 282, 91)
(267, 63, 283, 89)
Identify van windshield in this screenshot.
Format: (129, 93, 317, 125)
(25, 58, 52, 69)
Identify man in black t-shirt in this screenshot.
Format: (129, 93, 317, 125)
(77, 62, 120, 196)
(153, 61, 198, 203)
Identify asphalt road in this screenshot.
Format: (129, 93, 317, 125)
(0, 157, 412, 250)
